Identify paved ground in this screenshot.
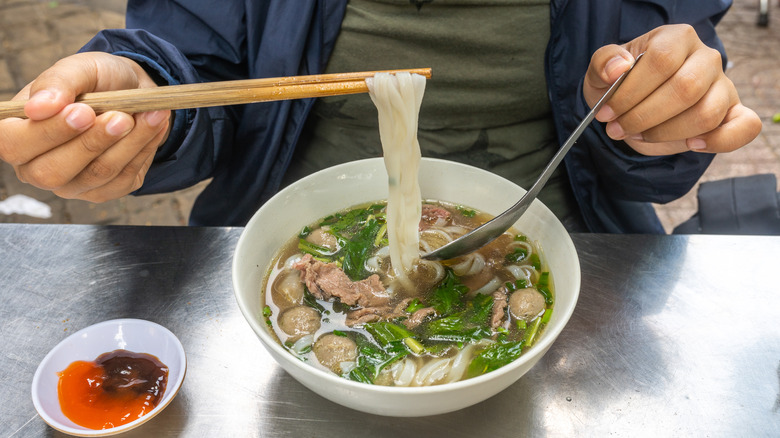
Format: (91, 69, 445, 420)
(0, 0, 778, 230)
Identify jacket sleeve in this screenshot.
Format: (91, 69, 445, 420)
(78, 1, 251, 194)
(561, 0, 730, 204)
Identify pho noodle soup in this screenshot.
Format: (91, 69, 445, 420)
(261, 201, 554, 386)
(259, 72, 554, 386)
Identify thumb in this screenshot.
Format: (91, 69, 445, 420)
(583, 45, 635, 107)
(23, 53, 102, 120)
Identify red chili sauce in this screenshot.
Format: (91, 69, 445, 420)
(57, 349, 169, 430)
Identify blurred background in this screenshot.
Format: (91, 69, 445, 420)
(1, 0, 778, 231)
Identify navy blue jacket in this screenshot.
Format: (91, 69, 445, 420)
(81, 0, 731, 231)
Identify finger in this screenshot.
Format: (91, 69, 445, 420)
(0, 103, 96, 165)
(687, 103, 762, 154)
(638, 76, 734, 143)
(586, 45, 635, 89)
(584, 45, 635, 111)
(73, 120, 167, 203)
(622, 137, 689, 157)
(15, 111, 134, 190)
(23, 53, 143, 121)
(23, 55, 102, 120)
(56, 110, 169, 198)
(611, 46, 724, 138)
(599, 25, 702, 123)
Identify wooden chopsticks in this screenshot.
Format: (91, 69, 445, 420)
(0, 67, 432, 119)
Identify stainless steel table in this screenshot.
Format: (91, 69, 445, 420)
(1, 224, 778, 437)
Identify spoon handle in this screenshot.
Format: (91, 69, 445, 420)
(423, 54, 642, 261)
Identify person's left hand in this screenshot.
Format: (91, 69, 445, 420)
(583, 24, 761, 156)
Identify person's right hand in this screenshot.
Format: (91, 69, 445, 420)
(0, 52, 171, 202)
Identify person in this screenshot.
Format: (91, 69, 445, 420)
(0, 0, 762, 233)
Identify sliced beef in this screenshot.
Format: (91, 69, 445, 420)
(345, 307, 388, 326)
(490, 287, 508, 329)
(294, 254, 389, 308)
(403, 306, 436, 329)
(419, 204, 452, 230)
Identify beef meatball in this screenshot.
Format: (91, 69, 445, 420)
(508, 288, 546, 321)
(305, 228, 339, 251)
(313, 333, 358, 375)
(278, 306, 321, 341)
(271, 271, 305, 310)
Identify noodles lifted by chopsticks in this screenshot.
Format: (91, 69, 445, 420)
(366, 72, 426, 277)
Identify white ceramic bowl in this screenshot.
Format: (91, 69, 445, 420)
(31, 319, 187, 436)
(233, 157, 580, 416)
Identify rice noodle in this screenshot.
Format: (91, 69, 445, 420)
(291, 334, 314, 355)
(450, 253, 485, 277)
(442, 225, 470, 236)
(446, 343, 479, 383)
(283, 254, 303, 270)
(471, 276, 502, 296)
(391, 357, 417, 387)
(420, 228, 454, 241)
(367, 72, 426, 277)
(365, 256, 381, 273)
(506, 264, 536, 282)
(413, 357, 452, 386)
(508, 240, 534, 255)
(416, 259, 446, 285)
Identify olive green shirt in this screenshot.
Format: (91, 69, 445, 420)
(284, 0, 583, 228)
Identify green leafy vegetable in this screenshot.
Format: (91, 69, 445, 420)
(536, 272, 554, 305)
(505, 278, 530, 292)
(505, 247, 528, 263)
(540, 309, 552, 324)
(302, 287, 326, 314)
(365, 322, 416, 345)
(340, 218, 384, 281)
(321, 204, 384, 233)
(522, 316, 543, 346)
(429, 269, 469, 315)
(405, 298, 425, 313)
(466, 341, 525, 378)
(347, 333, 409, 383)
(457, 206, 476, 217)
(528, 253, 542, 271)
(298, 238, 334, 260)
(422, 293, 493, 343)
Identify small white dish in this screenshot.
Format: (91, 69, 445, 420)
(31, 318, 186, 436)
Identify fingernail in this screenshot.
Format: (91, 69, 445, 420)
(606, 121, 625, 139)
(105, 113, 133, 136)
(144, 110, 168, 127)
(629, 133, 644, 142)
(65, 105, 93, 130)
(29, 89, 57, 105)
(596, 105, 617, 122)
(604, 55, 632, 79)
(687, 138, 707, 151)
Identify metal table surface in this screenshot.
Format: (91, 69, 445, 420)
(1, 224, 778, 437)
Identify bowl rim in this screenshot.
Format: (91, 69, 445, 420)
(31, 318, 187, 436)
(233, 157, 580, 394)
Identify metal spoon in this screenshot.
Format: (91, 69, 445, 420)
(422, 54, 642, 261)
